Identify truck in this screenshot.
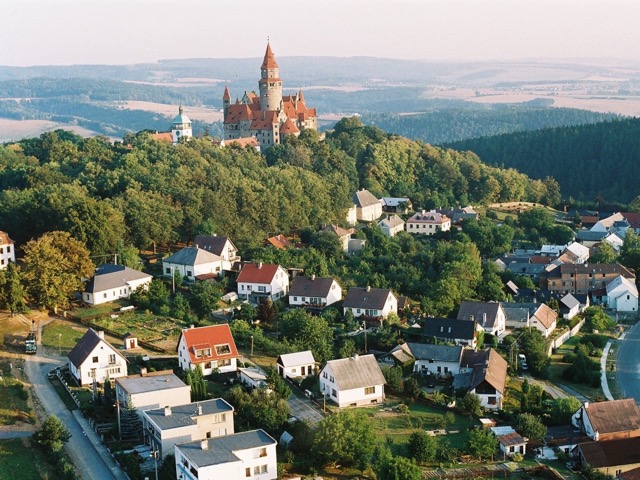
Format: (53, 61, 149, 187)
(25, 331, 36, 354)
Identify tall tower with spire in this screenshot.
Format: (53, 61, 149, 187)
(258, 42, 283, 112)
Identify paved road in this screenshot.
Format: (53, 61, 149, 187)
(616, 321, 640, 404)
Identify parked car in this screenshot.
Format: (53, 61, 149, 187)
(518, 353, 528, 370)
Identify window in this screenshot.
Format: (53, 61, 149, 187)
(92, 356, 98, 363)
(108, 354, 116, 365)
(246, 467, 251, 477)
(259, 447, 267, 457)
(254, 464, 267, 474)
(258, 286, 266, 292)
(364, 386, 375, 395)
(293, 296, 297, 301)
(186, 270, 192, 277)
(165, 267, 170, 274)
(215, 344, 231, 355)
(6, 246, 9, 253)
(332, 388, 337, 397)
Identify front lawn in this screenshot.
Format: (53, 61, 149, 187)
(0, 360, 34, 425)
(0, 438, 56, 479)
(41, 320, 87, 356)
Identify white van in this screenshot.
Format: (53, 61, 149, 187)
(518, 354, 528, 370)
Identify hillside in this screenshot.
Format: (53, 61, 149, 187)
(445, 118, 640, 204)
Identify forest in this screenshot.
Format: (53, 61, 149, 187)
(445, 117, 640, 204)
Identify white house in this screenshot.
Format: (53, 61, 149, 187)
(192, 235, 240, 271)
(590, 212, 626, 233)
(175, 429, 277, 480)
(0, 231, 15, 269)
(67, 328, 128, 386)
(560, 293, 581, 320)
(115, 370, 191, 418)
(83, 264, 153, 305)
(385, 343, 464, 377)
(564, 242, 590, 264)
(319, 354, 386, 408)
(343, 286, 397, 319)
(163, 247, 223, 282)
(605, 275, 638, 312)
(457, 301, 507, 337)
(406, 210, 451, 236)
(530, 303, 558, 338)
(603, 232, 625, 252)
(352, 189, 382, 222)
(454, 348, 507, 410)
(236, 262, 289, 304)
(177, 324, 239, 375)
(497, 432, 527, 457)
(239, 367, 268, 390)
(276, 351, 316, 380)
(571, 399, 640, 441)
(377, 214, 405, 237)
(143, 398, 235, 459)
(322, 224, 355, 252)
(289, 275, 342, 308)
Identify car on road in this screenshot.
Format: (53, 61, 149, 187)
(519, 353, 528, 370)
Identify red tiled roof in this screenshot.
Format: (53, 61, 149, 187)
(222, 85, 230, 100)
(0, 231, 14, 245)
(150, 132, 173, 142)
(266, 234, 293, 249)
(261, 43, 279, 70)
(533, 304, 557, 329)
(237, 262, 282, 284)
(226, 137, 259, 148)
(179, 324, 239, 366)
(280, 117, 300, 134)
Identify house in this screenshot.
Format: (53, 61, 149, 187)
(575, 437, 640, 477)
(501, 303, 531, 329)
(239, 367, 268, 390)
(114, 370, 191, 417)
(545, 424, 590, 455)
(163, 247, 223, 282)
(380, 197, 412, 214)
(175, 429, 277, 480)
(406, 210, 451, 236)
(590, 212, 626, 233)
(435, 206, 479, 224)
(546, 263, 635, 295)
(604, 275, 638, 312)
(265, 234, 294, 250)
(319, 354, 386, 408)
(571, 399, 640, 441)
(276, 351, 316, 380)
(352, 189, 382, 222)
(192, 235, 240, 271)
(67, 328, 128, 386)
(603, 232, 625, 251)
(143, 398, 235, 459)
(177, 324, 239, 375)
(322, 224, 355, 252)
(83, 264, 153, 305)
(620, 466, 640, 480)
(0, 231, 15, 269)
(288, 275, 342, 308)
(236, 262, 289, 304)
(422, 318, 478, 347)
(377, 214, 405, 237)
(530, 303, 557, 338)
(564, 242, 590, 264)
(497, 432, 527, 457)
(538, 245, 566, 257)
(342, 286, 397, 320)
(559, 293, 581, 320)
(384, 343, 464, 377)
(215, 137, 261, 151)
(457, 301, 506, 336)
(454, 348, 507, 410)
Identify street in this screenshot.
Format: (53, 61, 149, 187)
(616, 320, 640, 404)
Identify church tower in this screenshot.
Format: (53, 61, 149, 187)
(258, 42, 283, 112)
(171, 106, 192, 144)
(222, 85, 231, 117)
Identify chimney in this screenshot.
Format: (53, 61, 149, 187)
(197, 403, 202, 415)
(97, 331, 105, 339)
(352, 354, 359, 361)
(164, 406, 171, 416)
(258, 262, 263, 269)
(190, 324, 195, 329)
(311, 274, 316, 281)
(584, 401, 589, 409)
(200, 439, 208, 450)
(140, 367, 147, 375)
(366, 285, 371, 292)
(482, 313, 487, 326)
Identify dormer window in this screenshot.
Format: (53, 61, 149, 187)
(215, 344, 231, 355)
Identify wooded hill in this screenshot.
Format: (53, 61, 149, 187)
(445, 117, 640, 204)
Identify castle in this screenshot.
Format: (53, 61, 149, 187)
(222, 43, 318, 150)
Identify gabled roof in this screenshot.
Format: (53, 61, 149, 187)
(178, 324, 239, 365)
(457, 301, 504, 330)
(322, 224, 354, 238)
(68, 328, 125, 368)
(565, 242, 589, 258)
(265, 234, 293, 249)
(392, 343, 463, 364)
(501, 303, 531, 323)
(560, 293, 580, 309)
(532, 303, 557, 329)
(620, 466, 640, 480)
(164, 247, 222, 267)
(579, 437, 640, 468)
(236, 262, 285, 285)
(422, 318, 476, 341)
(380, 197, 411, 207)
(407, 210, 450, 224)
(277, 351, 315, 368)
(149, 132, 173, 143)
(352, 189, 379, 208)
(378, 214, 404, 229)
(323, 354, 385, 390)
(289, 276, 338, 298)
(559, 263, 635, 279)
(343, 287, 395, 310)
(498, 432, 527, 447)
(606, 274, 638, 297)
(280, 117, 300, 134)
(576, 230, 608, 242)
(461, 348, 508, 394)
(192, 235, 237, 256)
(84, 264, 152, 294)
(0, 231, 14, 245)
(582, 398, 640, 435)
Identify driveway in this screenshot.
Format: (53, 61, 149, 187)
(616, 320, 640, 404)
(287, 392, 325, 424)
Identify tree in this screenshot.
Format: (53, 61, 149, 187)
(515, 413, 547, 442)
(225, 385, 290, 436)
(257, 297, 277, 325)
(338, 338, 358, 359)
(313, 410, 377, 468)
(519, 329, 551, 378)
(279, 309, 334, 363)
(408, 430, 438, 463)
(459, 392, 483, 417)
(549, 397, 582, 425)
(0, 262, 26, 315)
(185, 365, 208, 401)
(467, 428, 498, 461)
(22, 231, 94, 309)
(266, 366, 292, 401)
(381, 365, 404, 393)
(584, 306, 615, 332)
(189, 281, 221, 318)
(376, 455, 422, 480)
(34, 415, 71, 452)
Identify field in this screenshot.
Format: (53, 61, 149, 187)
(0, 118, 99, 143)
(0, 438, 56, 479)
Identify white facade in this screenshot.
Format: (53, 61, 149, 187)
(163, 247, 224, 282)
(343, 288, 398, 319)
(406, 210, 452, 236)
(171, 106, 193, 144)
(114, 373, 191, 416)
(289, 278, 342, 307)
(606, 275, 638, 312)
(84, 274, 152, 306)
(414, 357, 461, 377)
(68, 331, 128, 386)
(239, 367, 268, 389)
(377, 215, 405, 237)
(0, 233, 15, 269)
(277, 351, 316, 380)
(236, 264, 289, 304)
(346, 205, 358, 226)
(177, 334, 238, 375)
(358, 203, 383, 222)
(319, 356, 385, 408)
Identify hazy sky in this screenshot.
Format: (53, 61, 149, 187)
(4, 0, 640, 66)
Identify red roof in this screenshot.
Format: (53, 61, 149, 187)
(280, 117, 300, 134)
(237, 262, 283, 284)
(150, 132, 173, 143)
(0, 231, 14, 245)
(222, 85, 230, 100)
(179, 324, 239, 365)
(226, 137, 259, 148)
(266, 234, 293, 249)
(261, 43, 279, 70)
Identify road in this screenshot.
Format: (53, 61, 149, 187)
(616, 320, 640, 404)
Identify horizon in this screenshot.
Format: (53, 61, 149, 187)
(4, 0, 640, 68)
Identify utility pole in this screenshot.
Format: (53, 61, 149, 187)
(250, 335, 254, 356)
(363, 321, 368, 353)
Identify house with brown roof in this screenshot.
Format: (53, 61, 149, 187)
(497, 432, 527, 457)
(530, 303, 557, 338)
(576, 437, 640, 477)
(406, 210, 451, 236)
(343, 286, 397, 320)
(352, 189, 382, 222)
(265, 234, 294, 250)
(322, 224, 355, 252)
(192, 235, 240, 271)
(236, 262, 289, 304)
(453, 348, 508, 410)
(67, 328, 128, 386)
(289, 275, 342, 308)
(0, 230, 15, 269)
(546, 263, 635, 295)
(571, 399, 640, 441)
(177, 324, 239, 375)
(377, 214, 405, 237)
(457, 301, 506, 336)
(319, 354, 385, 408)
(620, 466, 640, 480)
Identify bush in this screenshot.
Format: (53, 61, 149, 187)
(580, 334, 609, 349)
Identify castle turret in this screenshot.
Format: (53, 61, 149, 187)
(222, 85, 231, 117)
(171, 105, 192, 144)
(259, 42, 283, 111)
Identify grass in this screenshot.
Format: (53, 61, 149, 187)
(70, 300, 127, 319)
(0, 438, 56, 479)
(41, 320, 86, 356)
(0, 360, 34, 425)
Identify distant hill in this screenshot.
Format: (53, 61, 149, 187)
(445, 118, 640, 204)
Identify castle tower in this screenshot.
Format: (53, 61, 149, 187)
(222, 85, 231, 117)
(171, 106, 192, 144)
(258, 42, 282, 112)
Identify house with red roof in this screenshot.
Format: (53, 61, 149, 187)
(177, 324, 239, 375)
(0, 230, 15, 269)
(236, 262, 289, 304)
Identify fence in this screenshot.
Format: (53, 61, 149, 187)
(54, 369, 81, 408)
(547, 319, 585, 356)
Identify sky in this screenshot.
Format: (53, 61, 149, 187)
(4, 0, 640, 67)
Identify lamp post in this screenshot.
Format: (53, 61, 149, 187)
(250, 335, 254, 356)
(58, 333, 61, 356)
(362, 321, 368, 353)
(151, 449, 159, 480)
(114, 399, 121, 440)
